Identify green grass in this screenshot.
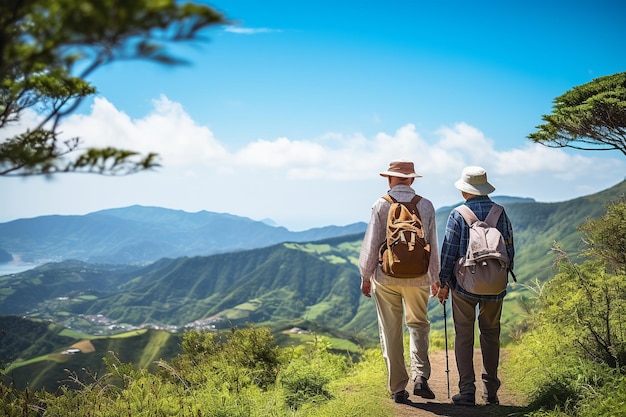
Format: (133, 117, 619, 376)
(322, 255, 347, 264)
(75, 294, 97, 301)
(295, 349, 394, 417)
(283, 332, 361, 354)
(108, 329, 147, 339)
(284, 243, 333, 254)
(59, 328, 92, 339)
(136, 331, 173, 368)
(0, 288, 14, 295)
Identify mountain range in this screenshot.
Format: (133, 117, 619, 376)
(1, 180, 625, 392)
(0, 206, 367, 264)
(2, 180, 624, 331)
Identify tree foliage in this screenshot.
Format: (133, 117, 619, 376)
(544, 251, 626, 370)
(579, 195, 626, 274)
(0, 0, 226, 176)
(528, 72, 626, 156)
(506, 200, 626, 416)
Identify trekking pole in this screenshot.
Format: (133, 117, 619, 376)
(443, 299, 450, 399)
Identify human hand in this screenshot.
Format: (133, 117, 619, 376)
(437, 284, 449, 304)
(360, 280, 372, 298)
(430, 281, 440, 298)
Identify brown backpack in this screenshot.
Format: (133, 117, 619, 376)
(378, 194, 430, 278)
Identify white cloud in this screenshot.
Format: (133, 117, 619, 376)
(224, 26, 280, 35)
(2, 96, 624, 230)
(60, 96, 228, 167)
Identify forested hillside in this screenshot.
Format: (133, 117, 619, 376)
(2, 181, 624, 338)
(1, 180, 625, 394)
(2, 316, 181, 392)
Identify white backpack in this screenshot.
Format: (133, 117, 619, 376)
(453, 204, 511, 295)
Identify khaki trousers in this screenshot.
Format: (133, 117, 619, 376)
(372, 280, 431, 394)
(451, 290, 502, 399)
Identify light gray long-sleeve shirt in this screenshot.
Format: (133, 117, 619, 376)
(358, 184, 440, 287)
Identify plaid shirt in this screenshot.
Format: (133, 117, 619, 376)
(439, 195, 515, 301)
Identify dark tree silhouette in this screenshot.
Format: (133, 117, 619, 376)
(0, 0, 227, 176)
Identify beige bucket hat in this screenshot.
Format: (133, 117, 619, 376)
(454, 166, 495, 195)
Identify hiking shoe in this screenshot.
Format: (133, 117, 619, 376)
(485, 395, 499, 405)
(413, 376, 435, 399)
(393, 390, 410, 404)
(452, 393, 476, 406)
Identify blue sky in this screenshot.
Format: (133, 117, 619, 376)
(2, 0, 626, 230)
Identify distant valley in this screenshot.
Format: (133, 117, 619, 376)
(2, 182, 624, 336)
(1, 180, 625, 391)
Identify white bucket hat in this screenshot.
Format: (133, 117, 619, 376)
(454, 166, 495, 195)
(379, 160, 422, 178)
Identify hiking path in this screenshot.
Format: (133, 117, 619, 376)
(392, 349, 528, 417)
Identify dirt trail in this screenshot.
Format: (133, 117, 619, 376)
(392, 349, 527, 417)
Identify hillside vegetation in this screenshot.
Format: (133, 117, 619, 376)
(2, 182, 624, 340)
(503, 195, 626, 416)
(3, 322, 181, 392)
(1, 326, 395, 417)
(1, 180, 625, 411)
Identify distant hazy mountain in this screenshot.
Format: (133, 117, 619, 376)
(0, 205, 367, 264)
(0, 196, 540, 266)
(2, 180, 625, 340)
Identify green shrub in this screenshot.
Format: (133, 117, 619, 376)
(279, 336, 346, 410)
(173, 326, 281, 392)
(577, 374, 626, 417)
(280, 360, 333, 409)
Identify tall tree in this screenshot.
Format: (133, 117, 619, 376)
(0, 0, 226, 176)
(528, 72, 626, 157)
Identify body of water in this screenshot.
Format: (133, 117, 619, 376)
(0, 263, 39, 276)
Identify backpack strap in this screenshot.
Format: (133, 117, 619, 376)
(455, 203, 503, 227)
(381, 194, 395, 204)
(381, 194, 422, 206)
(410, 195, 423, 206)
(455, 205, 479, 225)
(485, 204, 504, 227)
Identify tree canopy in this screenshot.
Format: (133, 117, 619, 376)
(528, 71, 626, 157)
(0, 0, 226, 176)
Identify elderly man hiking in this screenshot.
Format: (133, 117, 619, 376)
(359, 160, 441, 404)
(438, 166, 515, 407)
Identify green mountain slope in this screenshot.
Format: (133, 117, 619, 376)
(1, 316, 181, 392)
(2, 181, 625, 394)
(0, 261, 142, 315)
(0, 316, 83, 365)
(76, 234, 375, 337)
(435, 180, 626, 284)
(1, 181, 624, 356)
